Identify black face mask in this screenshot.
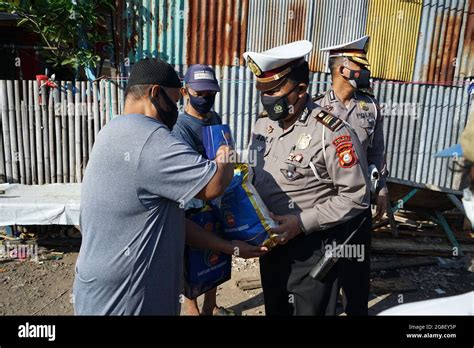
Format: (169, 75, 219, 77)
(150, 89, 178, 130)
(342, 67, 371, 89)
(188, 92, 215, 115)
(260, 85, 299, 121)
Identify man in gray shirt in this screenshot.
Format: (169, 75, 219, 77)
(73, 58, 267, 315)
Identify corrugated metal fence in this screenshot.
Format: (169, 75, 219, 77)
(119, 0, 473, 83)
(0, 76, 471, 189)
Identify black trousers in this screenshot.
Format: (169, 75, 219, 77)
(259, 223, 350, 316)
(341, 207, 372, 316)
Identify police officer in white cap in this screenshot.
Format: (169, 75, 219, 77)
(244, 41, 370, 315)
(318, 36, 387, 315)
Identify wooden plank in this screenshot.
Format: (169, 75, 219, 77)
(74, 81, 81, 182)
(53, 88, 62, 183)
(61, 82, 68, 183)
(6, 80, 19, 182)
(21, 81, 31, 185)
(67, 82, 75, 182)
(87, 82, 93, 156)
(0, 92, 5, 183)
(28, 81, 37, 184)
(33, 82, 44, 184)
(372, 238, 474, 256)
(93, 81, 99, 138)
(48, 85, 55, 183)
(0, 80, 12, 183)
(370, 278, 417, 294)
(387, 179, 462, 212)
(81, 81, 88, 176)
(371, 257, 437, 271)
(14, 80, 25, 184)
(41, 85, 51, 183)
(236, 276, 262, 291)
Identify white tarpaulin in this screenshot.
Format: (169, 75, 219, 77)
(0, 184, 81, 226)
(378, 291, 474, 315)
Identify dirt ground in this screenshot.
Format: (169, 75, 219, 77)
(0, 232, 472, 316)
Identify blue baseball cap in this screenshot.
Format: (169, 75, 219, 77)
(184, 64, 220, 92)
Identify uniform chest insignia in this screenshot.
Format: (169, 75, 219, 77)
(314, 110, 343, 132)
(266, 125, 274, 133)
(296, 133, 312, 150)
(359, 100, 369, 111)
(329, 90, 336, 102)
(324, 104, 334, 112)
(294, 154, 304, 163)
(257, 145, 264, 152)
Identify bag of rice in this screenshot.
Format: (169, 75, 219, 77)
(184, 204, 232, 299)
(212, 164, 278, 248)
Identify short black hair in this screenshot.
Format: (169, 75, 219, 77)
(328, 56, 347, 75)
(124, 84, 153, 100)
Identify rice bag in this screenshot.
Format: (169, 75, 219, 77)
(184, 204, 231, 299)
(202, 124, 234, 159)
(212, 164, 278, 247)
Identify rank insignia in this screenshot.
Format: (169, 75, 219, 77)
(314, 110, 343, 132)
(287, 153, 296, 161)
(296, 134, 312, 150)
(359, 100, 369, 111)
(266, 125, 274, 133)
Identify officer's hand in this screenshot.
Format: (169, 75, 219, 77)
(269, 212, 302, 245)
(375, 191, 387, 220)
(229, 240, 268, 259)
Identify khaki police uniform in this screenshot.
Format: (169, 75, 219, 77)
(319, 35, 386, 315)
(249, 99, 369, 315)
(244, 40, 370, 315)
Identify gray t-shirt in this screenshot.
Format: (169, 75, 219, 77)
(73, 114, 217, 315)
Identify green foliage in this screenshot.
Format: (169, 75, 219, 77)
(1, 0, 114, 74)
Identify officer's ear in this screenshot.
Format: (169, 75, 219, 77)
(180, 86, 188, 98)
(297, 83, 308, 98)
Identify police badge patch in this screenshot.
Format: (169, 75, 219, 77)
(333, 135, 358, 168)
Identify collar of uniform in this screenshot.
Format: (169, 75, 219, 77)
(329, 88, 357, 113)
(295, 94, 314, 127)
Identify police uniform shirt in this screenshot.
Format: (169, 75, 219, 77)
(248, 97, 370, 234)
(316, 89, 386, 188)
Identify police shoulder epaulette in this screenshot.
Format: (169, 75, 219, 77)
(358, 88, 375, 97)
(314, 109, 343, 132)
(259, 110, 268, 118)
(312, 92, 325, 102)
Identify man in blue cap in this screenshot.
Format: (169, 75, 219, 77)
(173, 64, 235, 316)
(74, 59, 266, 315)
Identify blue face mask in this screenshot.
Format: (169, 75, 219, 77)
(188, 92, 215, 115)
